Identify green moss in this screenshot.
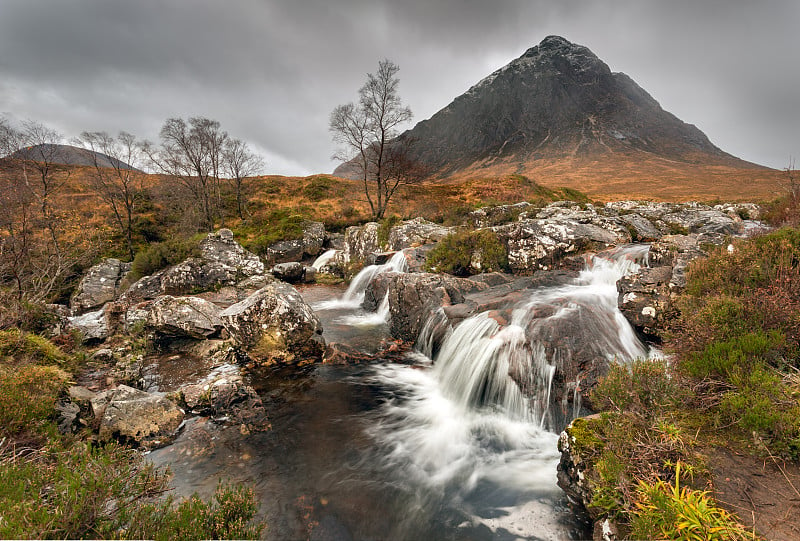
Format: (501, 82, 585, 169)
(425, 229, 508, 276)
(566, 416, 606, 458)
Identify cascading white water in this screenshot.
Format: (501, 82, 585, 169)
(314, 250, 408, 325)
(311, 248, 337, 270)
(366, 245, 652, 537)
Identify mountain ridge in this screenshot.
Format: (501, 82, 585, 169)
(335, 35, 767, 183)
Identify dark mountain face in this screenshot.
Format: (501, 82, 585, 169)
(7, 143, 138, 170)
(336, 35, 747, 178)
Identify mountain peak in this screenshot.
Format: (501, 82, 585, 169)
(335, 36, 760, 182)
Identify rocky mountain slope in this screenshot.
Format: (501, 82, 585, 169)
(335, 35, 769, 188)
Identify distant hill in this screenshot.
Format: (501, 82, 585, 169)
(7, 143, 139, 171)
(334, 35, 772, 196)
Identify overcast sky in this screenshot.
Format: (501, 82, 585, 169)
(1, 0, 797, 175)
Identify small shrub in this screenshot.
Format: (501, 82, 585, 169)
(130, 236, 202, 280)
(425, 229, 508, 276)
(719, 365, 800, 458)
(681, 331, 785, 379)
(590, 358, 683, 419)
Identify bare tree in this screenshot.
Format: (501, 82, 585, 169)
(223, 138, 264, 220)
(0, 119, 95, 323)
(330, 59, 416, 219)
(145, 117, 228, 231)
(76, 131, 145, 259)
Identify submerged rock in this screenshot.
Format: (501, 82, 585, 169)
(271, 262, 305, 283)
(178, 363, 269, 430)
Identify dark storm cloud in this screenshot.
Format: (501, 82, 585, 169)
(1, 0, 797, 174)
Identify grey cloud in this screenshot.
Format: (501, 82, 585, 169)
(1, 0, 797, 174)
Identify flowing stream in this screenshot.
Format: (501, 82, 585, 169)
(148, 246, 652, 540)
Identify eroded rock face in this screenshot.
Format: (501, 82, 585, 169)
(67, 306, 110, 342)
(264, 239, 305, 265)
(71, 258, 132, 314)
(344, 222, 380, 263)
(617, 266, 675, 338)
(219, 282, 325, 366)
(387, 218, 452, 250)
(494, 218, 629, 273)
(302, 221, 326, 257)
(122, 230, 265, 302)
(380, 273, 489, 341)
(557, 416, 617, 541)
(146, 295, 223, 339)
(91, 385, 184, 448)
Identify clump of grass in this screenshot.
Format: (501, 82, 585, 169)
(630, 463, 755, 540)
(425, 229, 508, 275)
(377, 214, 403, 247)
(0, 328, 68, 366)
(235, 208, 307, 255)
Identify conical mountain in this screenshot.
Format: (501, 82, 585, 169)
(335, 35, 765, 189)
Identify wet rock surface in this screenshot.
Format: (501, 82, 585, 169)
(219, 282, 325, 366)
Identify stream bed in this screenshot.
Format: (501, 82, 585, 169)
(147, 281, 590, 540)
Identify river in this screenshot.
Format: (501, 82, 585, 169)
(148, 247, 652, 540)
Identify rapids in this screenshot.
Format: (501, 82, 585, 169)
(148, 245, 654, 540)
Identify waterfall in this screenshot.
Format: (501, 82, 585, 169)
(363, 246, 651, 537)
(314, 250, 408, 325)
(311, 249, 337, 270)
(430, 244, 650, 428)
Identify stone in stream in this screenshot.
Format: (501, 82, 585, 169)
(145, 295, 224, 339)
(90, 384, 184, 449)
(219, 282, 325, 366)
